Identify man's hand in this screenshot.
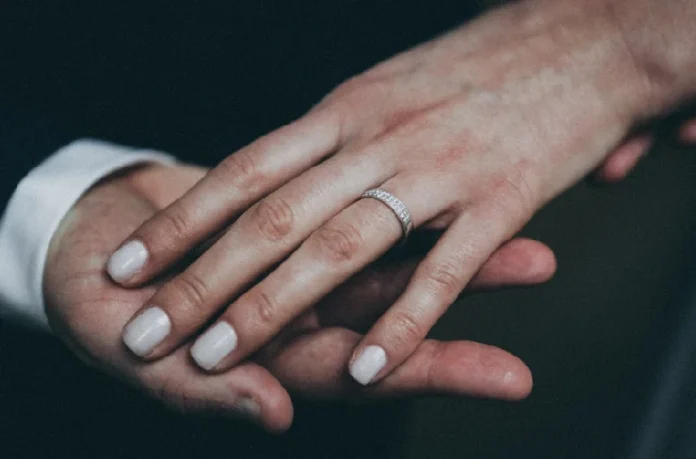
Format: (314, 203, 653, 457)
(44, 163, 556, 431)
(44, 164, 297, 430)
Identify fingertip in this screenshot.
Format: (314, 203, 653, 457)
(594, 163, 628, 184)
(257, 388, 295, 433)
(478, 347, 533, 401)
(595, 136, 651, 184)
(107, 239, 149, 284)
(476, 238, 556, 287)
(190, 321, 239, 372)
(500, 359, 533, 401)
(220, 364, 295, 433)
(678, 119, 696, 144)
(424, 340, 533, 400)
(595, 162, 625, 183)
(523, 240, 557, 284)
(122, 306, 171, 359)
(349, 345, 387, 386)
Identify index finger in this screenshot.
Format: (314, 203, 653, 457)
(106, 110, 342, 286)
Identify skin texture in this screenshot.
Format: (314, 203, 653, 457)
(109, 0, 696, 387)
(44, 163, 560, 432)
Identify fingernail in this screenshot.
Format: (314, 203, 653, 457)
(107, 240, 148, 283)
(122, 307, 171, 357)
(191, 322, 238, 371)
(233, 397, 261, 421)
(349, 345, 387, 385)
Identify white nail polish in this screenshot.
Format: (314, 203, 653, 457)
(107, 240, 148, 283)
(234, 397, 261, 421)
(190, 322, 238, 371)
(349, 345, 387, 386)
(122, 307, 171, 357)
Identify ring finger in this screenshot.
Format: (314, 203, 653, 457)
(348, 197, 524, 386)
(188, 178, 450, 371)
(120, 149, 394, 359)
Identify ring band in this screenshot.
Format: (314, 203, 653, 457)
(360, 188, 413, 242)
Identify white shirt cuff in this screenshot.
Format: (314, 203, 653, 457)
(0, 139, 176, 330)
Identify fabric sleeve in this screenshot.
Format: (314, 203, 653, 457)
(0, 139, 175, 329)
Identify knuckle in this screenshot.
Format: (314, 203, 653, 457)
(490, 164, 537, 224)
(216, 150, 260, 190)
(251, 290, 280, 326)
(155, 206, 192, 245)
(426, 341, 447, 389)
(169, 272, 211, 311)
(375, 101, 446, 142)
(324, 75, 387, 112)
(313, 221, 364, 264)
(422, 260, 464, 300)
(149, 376, 198, 414)
(389, 310, 425, 346)
(329, 76, 367, 102)
(252, 198, 295, 242)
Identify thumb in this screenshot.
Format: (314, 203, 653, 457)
(264, 327, 531, 401)
(44, 168, 295, 432)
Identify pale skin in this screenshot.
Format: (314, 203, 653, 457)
(108, 0, 696, 386)
(46, 162, 567, 432)
(42, 133, 665, 431)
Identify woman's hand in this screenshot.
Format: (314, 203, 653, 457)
(47, 162, 558, 431)
(108, 0, 675, 385)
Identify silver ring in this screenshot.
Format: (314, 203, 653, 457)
(360, 188, 413, 242)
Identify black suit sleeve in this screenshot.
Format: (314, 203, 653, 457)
(0, 104, 76, 215)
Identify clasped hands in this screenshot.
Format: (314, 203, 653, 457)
(44, 0, 696, 432)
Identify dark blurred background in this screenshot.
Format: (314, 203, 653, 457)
(1, 1, 695, 457)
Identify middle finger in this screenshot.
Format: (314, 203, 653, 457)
(121, 147, 393, 359)
(189, 179, 444, 371)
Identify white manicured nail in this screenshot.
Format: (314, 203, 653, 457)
(191, 322, 238, 371)
(234, 397, 261, 421)
(349, 345, 387, 385)
(122, 307, 171, 357)
(107, 240, 148, 283)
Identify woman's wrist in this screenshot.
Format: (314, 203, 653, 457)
(606, 0, 696, 118)
(474, 0, 695, 125)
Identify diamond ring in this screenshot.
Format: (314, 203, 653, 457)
(360, 188, 413, 243)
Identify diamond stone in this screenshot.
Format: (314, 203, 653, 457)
(361, 189, 413, 240)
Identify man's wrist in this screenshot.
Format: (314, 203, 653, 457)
(0, 140, 175, 329)
(123, 163, 208, 209)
